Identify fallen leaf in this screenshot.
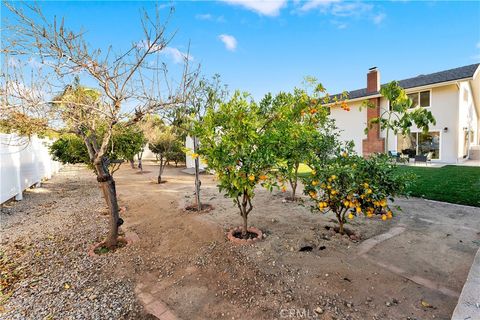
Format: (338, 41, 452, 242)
(421, 300, 433, 308)
(64, 283, 71, 289)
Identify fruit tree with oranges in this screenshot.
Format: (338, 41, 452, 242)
(194, 91, 278, 238)
(303, 149, 412, 235)
(262, 80, 337, 201)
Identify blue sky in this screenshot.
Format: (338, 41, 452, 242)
(3, 0, 480, 100)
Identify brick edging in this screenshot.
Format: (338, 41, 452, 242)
(227, 226, 263, 245)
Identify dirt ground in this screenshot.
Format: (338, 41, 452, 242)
(2, 163, 479, 320)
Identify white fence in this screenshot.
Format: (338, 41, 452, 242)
(0, 133, 61, 204)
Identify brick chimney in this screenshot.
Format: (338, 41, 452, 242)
(362, 67, 384, 156)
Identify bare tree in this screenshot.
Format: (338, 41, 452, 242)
(1, 2, 198, 248)
(186, 75, 227, 211)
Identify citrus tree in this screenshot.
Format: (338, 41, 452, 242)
(50, 125, 145, 174)
(263, 82, 334, 200)
(50, 134, 90, 165)
(141, 116, 179, 183)
(148, 128, 178, 184)
(194, 92, 277, 238)
(112, 125, 146, 169)
(363, 81, 436, 153)
(303, 149, 412, 235)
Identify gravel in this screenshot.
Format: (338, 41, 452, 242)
(0, 165, 148, 320)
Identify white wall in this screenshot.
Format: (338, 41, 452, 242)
(421, 85, 459, 163)
(458, 81, 479, 159)
(185, 136, 206, 169)
(0, 134, 61, 204)
(329, 101, 367, 155)
(383, 85, 459, 163)
(330, 84, 461, 163)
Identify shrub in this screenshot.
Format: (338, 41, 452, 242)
(303, 150, 413, 234)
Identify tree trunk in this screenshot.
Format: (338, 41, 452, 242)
(336, 211, 344, 235)
(193, 137, 201, 211)
(130, 159, 135, 169)
(290, 162, 299, 200)
(80, 134, 121, 249)
(338, 218, 345, 235)
(95, 160, 120, 248)
(138, 151, 143, 172)
(242, 213, 248, 238)
(384, 112, 392, 154)
(158, 155, 164, 184)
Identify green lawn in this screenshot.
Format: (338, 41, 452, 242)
(298, 163, 312, 175)
(398, 165, 480, 207)
(298, 163, 480, 207)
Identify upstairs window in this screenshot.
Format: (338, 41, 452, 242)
(420, 91, 430, 107)
(407, 90, 430, 108)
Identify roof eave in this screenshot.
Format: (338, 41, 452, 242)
(326, 76, 474, 106)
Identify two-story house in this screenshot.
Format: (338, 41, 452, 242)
(329, 63, 480, 163)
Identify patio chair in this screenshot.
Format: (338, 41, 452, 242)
(388, 151, 401, 162)
(414, 154, 428, 165)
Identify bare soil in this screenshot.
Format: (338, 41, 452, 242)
(2, 163, 479, 320)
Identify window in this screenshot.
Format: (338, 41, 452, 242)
(407, 93, 419, 108)
(397, 131, 440, 160)
(407, 90, 430, 108)
(420, 91, 430, 107)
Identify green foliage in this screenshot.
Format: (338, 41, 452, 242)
(363, 81, 436, 152)
(303, 149, 413, 234)
(50, 134, 90, 164)
(110, 124, 145, 161)
(148, 125, 177, 158)
(194, 91, 278, 235)
(142, 115, 183, 182)
(195, 92, 277, 198)
(263, 82, 338, 199)
(50, 125, 145, 170)
(166, 140, 185, 166)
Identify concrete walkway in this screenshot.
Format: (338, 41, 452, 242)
(451, 247, 480, 320)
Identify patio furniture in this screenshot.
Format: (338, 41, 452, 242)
(402, 148, 416, 158)
(388, 151, 401, 162)
(399, 154, 410, 163)
(414, 154, 430, 165)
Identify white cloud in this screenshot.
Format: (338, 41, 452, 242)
(162, 47, 194, 64)
(196, 13, 213, 20)
(195, 13, 226, 23)
(373, 12, 386, 25)
(330, 2, 373, 17)
(219, 34, 238, 51)
(297, 1, 386, 26)
(221, 0, 287, 17)
(298, 0, 340, 12)
(137, 41, 193, 64)
(331, 20, 347, 29)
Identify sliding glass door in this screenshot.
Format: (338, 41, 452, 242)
(397, 132, 440, 160)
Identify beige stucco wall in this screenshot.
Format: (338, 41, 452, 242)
(329, 101, 367, 155)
